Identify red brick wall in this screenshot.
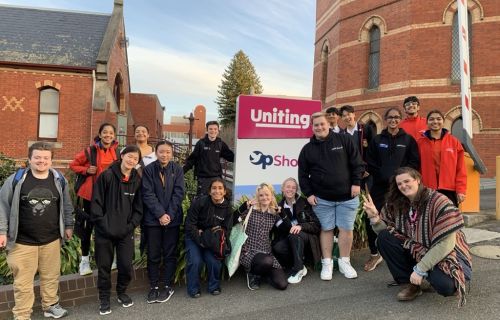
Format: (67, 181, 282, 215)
(130, 93, 164, 139)
(313, 0, 500, 177)
(0, 68, 94, 160)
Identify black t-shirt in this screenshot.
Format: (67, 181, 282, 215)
(17, 171, 60, 245)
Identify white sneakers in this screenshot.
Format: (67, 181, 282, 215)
(79, 256, 92, 276)
(321, 257, 358, 280)
(288, 266, 308, 284)
(320, 258, 333, 280)
(338, 257, 358, 279)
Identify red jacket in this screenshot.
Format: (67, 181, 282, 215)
(400, 116, 427, 140)
(69, 141, 119, 201)
(417, 130, 466, 194)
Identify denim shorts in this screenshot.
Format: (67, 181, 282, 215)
(312, 196, 360, 231)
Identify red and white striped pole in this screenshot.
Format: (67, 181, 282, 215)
(457, 0, 472, 139)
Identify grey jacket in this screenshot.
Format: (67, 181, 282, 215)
(0, 167, 74, 250)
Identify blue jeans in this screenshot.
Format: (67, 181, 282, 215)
(185, 237, 222, 296)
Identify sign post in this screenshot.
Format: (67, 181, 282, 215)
(233, 95, 321, 203)
(456, 0, 486, 174)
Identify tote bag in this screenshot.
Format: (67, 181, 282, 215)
(226, 207, 252, 277)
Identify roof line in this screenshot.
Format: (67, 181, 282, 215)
(0, 3, 110, 16)
(0, 60, 94, 73)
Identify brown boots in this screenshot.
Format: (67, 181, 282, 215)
(397, 284, 423, 301)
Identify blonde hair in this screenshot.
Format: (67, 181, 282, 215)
(310, 111, 327, 124)
(281, 177, 300, 194)
(255, 182, 279, 214)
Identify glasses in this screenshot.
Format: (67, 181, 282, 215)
(404, 102, 418, 107)
(386, 116, 402, 120)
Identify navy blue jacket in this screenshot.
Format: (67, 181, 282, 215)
(142, 160, 185, 227)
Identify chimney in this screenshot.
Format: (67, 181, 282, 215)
(114, 0, 123, 7)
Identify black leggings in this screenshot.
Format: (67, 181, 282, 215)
(250, 253, 288, 290)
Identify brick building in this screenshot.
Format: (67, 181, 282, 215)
(0, 0, 163, 167)
(129, 93, 165, 141)
(163, 104, 206, 143)
(313, 0, 500, 177)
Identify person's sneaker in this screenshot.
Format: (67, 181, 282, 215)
(99, 300, 112, 316)
(320, 258, 333, 281)
(117, 293, 134, 308)
(246, 273, 261, 290)
(43, 303, 68, 319)
(210, 288, 221, 295)
(397, 284, 422, 301)
(157, 286, 174, 303)
(364, 254, 383, 272)
(147, 287, 159, 304)
(79, 257, 92, 276)
(288, 266, 308, 284)
(338, 258, 358, 279)
(190, 292, 201, 298)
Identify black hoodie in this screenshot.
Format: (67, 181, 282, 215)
(298, 131, 364, 202)
(366, 128, 420, 187)
(183, 135, 234, 178)
(91, 161, 143, 239)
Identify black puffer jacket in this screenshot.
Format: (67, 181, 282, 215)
(91, 162, 143, 239)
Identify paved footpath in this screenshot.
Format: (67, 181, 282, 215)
(30, 220, 500, 320)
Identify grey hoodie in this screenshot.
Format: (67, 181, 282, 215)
(0, 167, 74, 250)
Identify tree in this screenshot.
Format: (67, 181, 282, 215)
(215, 50, 263, 125)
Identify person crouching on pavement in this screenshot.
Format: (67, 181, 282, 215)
(236, 183, 289, 291)
(91, 145, 144, 315)
(272, 177, 321, 284)
(184, 178, 234, 298)
(362, 167, 472, 306)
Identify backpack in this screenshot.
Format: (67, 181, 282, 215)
(12, 167, 66, 190)
(73, 145, 121, 194)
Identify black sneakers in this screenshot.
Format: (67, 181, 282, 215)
(157, 286, 174, 303)
(147, 287, 159, 304)
(246, 273, 261, 290)
(99, 300, 111, 316)
(117, 293, 134, 308)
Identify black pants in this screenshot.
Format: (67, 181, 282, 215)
(250, 253, 288, 290)
(366, 186, 387, 255)
(272, 232, 310, 274)
(196, 176, 220, 198)
(145, 226, 180, 288)
(81, 199, 94, 256)
(377, 230, 457, 296)
(95, 232, 134, 301)
(438, 189, 459, 207)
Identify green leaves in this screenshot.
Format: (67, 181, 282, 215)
(215, 50, 263, 126)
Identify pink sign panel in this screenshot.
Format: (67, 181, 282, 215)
(237, 95, 321, 139)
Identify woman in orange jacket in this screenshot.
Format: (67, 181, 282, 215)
(417, 110, 466, 206)
(69, 123, 120, 275)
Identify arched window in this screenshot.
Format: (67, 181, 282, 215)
(451, 11, 472, 81)
(38, 87, 59, 140)
(320, 42, 329, 105)
(113, 73, 124, 113)
(368, 26, 380, 89)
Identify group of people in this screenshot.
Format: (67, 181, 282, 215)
(300, 96, 470, 306)
(0, 95, 472, 320)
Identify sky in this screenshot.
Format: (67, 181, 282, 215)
(0, 0, 316, 123)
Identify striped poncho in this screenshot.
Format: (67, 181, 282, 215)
(382, 188, 472, 306)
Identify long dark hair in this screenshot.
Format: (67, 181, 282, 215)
(207, 177, 232, 201)
(385, 167, 427, 215)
